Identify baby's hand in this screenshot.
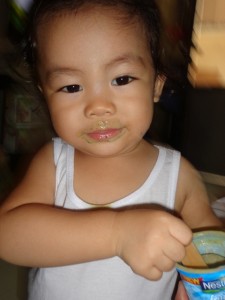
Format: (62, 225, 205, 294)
(113, 209, 192, 280)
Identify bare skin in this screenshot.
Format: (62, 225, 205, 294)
(0, 6, 222, 286)
(175, 281, 189, 300)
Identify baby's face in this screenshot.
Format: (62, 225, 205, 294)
(36, 6, 163, 157)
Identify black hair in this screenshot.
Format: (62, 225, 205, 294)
(23, 0, 163, 80)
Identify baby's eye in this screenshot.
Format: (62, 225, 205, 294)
(112, 76, 135, 86)
(60, 84, 82, 93)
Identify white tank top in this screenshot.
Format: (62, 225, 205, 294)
(28, 138, 181, 300)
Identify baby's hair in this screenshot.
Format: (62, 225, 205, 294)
(23, 0, 164, 79)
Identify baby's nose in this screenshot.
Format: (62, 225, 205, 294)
(84, 96, 116, 118)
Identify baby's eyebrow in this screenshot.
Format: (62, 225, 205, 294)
(46, 67, 82, 82)
(44, 54, 147, 82)
(105, 53, 145, 69)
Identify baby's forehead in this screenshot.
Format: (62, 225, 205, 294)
(37, 4, 142, 29)
(25, 1, 161, 76)
(36, 5, 148, 45)
(35, 6, 153, 69)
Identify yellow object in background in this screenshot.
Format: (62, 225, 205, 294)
(188, 0, 225, 87)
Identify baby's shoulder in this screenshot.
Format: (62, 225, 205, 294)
(175, 156, 207, 211)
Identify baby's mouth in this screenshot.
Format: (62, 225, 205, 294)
(86, 128, 123, 142)
(83, 119, 125, 143)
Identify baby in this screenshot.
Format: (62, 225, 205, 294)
(0, 0, 222, 299)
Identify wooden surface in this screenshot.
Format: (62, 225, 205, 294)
(182, 242, 208, 268)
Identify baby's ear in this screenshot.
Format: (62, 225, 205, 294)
(153, 75, 166, 103)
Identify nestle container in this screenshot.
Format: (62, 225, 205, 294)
(176, 230, 225, 300)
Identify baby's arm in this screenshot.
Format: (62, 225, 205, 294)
(0, 143, 192, 281)
(175, 157, 223, 229)
(0, 143, 117, 265)
(174, 157, 223, 300)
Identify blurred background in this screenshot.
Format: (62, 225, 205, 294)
(0, 0, 225, 299)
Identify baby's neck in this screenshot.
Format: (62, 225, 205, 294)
(73, 141, 158, 205)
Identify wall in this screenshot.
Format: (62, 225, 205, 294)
(196, 0, 225, 23)
(181, 0, 225, 176)
(189, 0, 225, 87)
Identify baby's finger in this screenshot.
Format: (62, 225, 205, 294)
(169, 217, 192, 246)
(163, 237, 186, 263)
(145, 266, 163, 281)
(153, 254, 175, 272)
